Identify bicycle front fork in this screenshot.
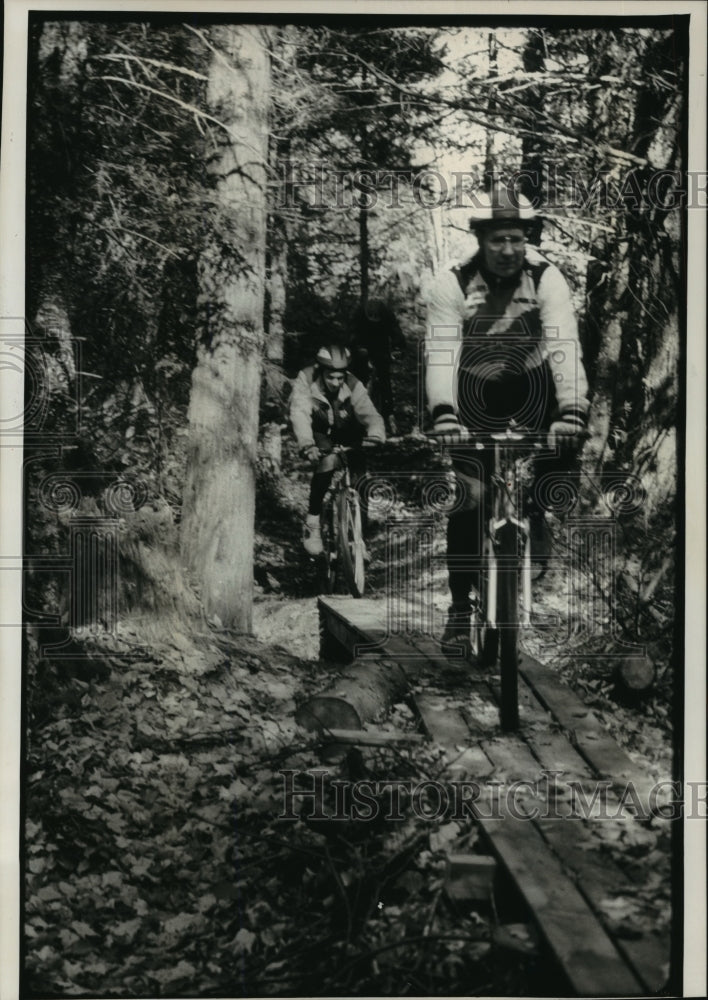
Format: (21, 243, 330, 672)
(484, 517, 531, 627)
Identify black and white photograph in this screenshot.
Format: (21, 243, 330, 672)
(1, 1, 705, 996)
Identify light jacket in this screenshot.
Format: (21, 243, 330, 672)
(425, 247, 589, 422)
(289, 366, 386, 450)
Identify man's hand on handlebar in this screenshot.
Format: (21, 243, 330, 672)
(301, 444, 321, 466)
(362, 436, 383, 449)
(548, 417, 589, 455)
(425, 408, 589, 452)
(430, 406, 465, 438)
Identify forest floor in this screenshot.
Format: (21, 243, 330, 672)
(23, 438, 675, 997)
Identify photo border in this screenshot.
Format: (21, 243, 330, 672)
(2, 2, 705, 997)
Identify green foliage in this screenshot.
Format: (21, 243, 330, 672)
(27, 22, 219, 508)
(273, 25, 444, 369)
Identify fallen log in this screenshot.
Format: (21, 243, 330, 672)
(612, 654, 656, 703)
(295, 657, 411, 732)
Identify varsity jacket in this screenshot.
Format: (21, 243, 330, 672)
(425, 247, 590, 424)
(289, 366, 386, 450)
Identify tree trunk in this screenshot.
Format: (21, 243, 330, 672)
(483, 31, 498, 182)
(30, 22, 87, 388)
(259, 156, 288, 474)
(613, 656, 657, 702)
(359, 199, 370, 303)
(519, 30, 547, 245)
(583, 241, 630, 473)
(181, 25, 271, 631)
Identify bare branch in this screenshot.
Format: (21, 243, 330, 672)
(92, 52, 208, 82)
(95, 75, 270, 168)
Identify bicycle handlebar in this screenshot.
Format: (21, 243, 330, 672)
(331, 435, 408, 453)
(427, 426, 590, 450)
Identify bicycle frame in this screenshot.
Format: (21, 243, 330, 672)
(431, 424, 547, 730)
(326, 446, 355, 505)
(320, 446, 366, 598)
(485, 431, 533, 631)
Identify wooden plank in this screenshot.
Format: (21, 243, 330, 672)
(323, 597, 667, 993)
(478, 683, 670, 995)
(517, 678, 593, 780)
(414, 691, 472, 744)
(318, 595, 387, 655)
(515, 688, 669, 994)
(402, 628, 495, 681)
(478, 805, 644, 997)
(535, 817, 671, 995)
(416, 689, 644, 997)
(320, 728, 425, 746)
(481, 734, 545, 783)
(318, 596, 437, 661)
(478, 758, 669, 996)
(519, 653, 656, 811)
(412, 693, 493, 777)
(445, 854, 497, 903)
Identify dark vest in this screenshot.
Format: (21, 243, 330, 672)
(453, 255, 550, 378)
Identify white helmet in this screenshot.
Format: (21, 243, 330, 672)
(468, 185, 536, 232)
(316, 344, 351, 371)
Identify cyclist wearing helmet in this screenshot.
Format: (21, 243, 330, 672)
(290, 344, 385, 555)
(425, 183, 590, 652)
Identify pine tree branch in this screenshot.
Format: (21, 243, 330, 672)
(334, 46, 648, 168)
(96, 75, 270, 168)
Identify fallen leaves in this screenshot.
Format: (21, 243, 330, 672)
(24, 631, 321, 996)
(24, 589, 674, 998)
(231, 928, 257, 955)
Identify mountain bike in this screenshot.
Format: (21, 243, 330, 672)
(430, 424, 551, 730)
(320, 445, 367, 598)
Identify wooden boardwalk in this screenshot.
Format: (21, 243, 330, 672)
(318, 595, 672, 997)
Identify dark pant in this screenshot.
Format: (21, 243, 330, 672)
(308, 425, 367, 520)
(447, 363, 571, 606)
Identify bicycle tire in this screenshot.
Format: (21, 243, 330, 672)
(496, 523, 520, 731)
(319, 496, 338, 595)
(478, 622, 499, 667)
(474, 538, 499, 666)
(337, 488, 365, 598)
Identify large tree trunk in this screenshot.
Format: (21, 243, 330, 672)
(258, 127, 290, 476)
(30, 22, 86, 389)
(181, 26, 271, 631)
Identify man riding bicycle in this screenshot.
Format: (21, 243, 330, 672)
(425, 183, 590, 654)
(290, 344, 385, 556)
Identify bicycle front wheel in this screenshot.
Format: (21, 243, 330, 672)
(496, 523, 520, 731)
(319, 496, 338, 595)
(337, 488, 365, 598)
(474, 537, 499, 667)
